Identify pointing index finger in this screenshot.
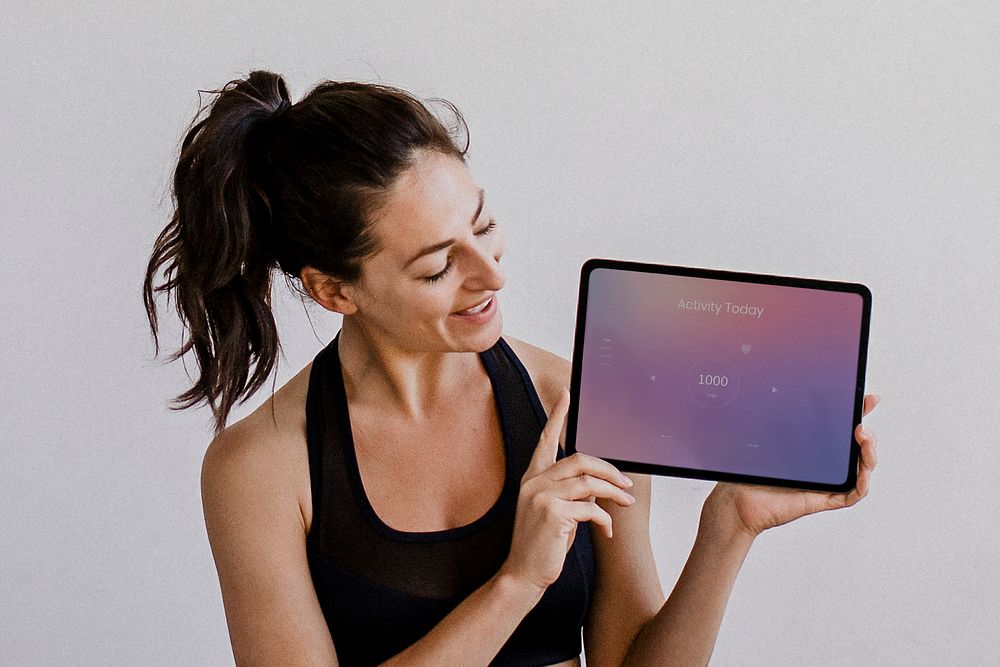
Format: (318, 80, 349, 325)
(527, 388, 571, 475)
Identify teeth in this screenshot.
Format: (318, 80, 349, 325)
(459, 297, 490, 315)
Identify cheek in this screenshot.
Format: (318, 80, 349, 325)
(402, 284, 455, 317)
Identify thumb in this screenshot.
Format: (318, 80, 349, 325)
(527, 387, 571, 477)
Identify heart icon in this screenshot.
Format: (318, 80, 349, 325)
(741, 344, 752, 354)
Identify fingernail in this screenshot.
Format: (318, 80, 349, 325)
(621, 473, 633, 487)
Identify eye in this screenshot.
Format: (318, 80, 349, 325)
(423, 263, 452, 284)
(422, 218, 498, 284)
(478, 218, 497, 237)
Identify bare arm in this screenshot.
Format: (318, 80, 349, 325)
(204, 423, 555, 667)
(621, 393, 881, 666)
(621, 499, 754, 667)
(201, 427, 340, 666)
(378, 572, 545, 666)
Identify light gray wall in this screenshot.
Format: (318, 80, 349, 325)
(3, 1, 997, 665)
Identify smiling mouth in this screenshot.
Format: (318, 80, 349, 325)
(454, 295, 494, 315)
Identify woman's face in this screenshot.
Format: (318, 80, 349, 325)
(348, 148, 507, 352)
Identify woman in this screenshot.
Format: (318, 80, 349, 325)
(143, 71, 880, 666)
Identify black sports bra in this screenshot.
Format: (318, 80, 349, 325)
(304, 331, 595, 666)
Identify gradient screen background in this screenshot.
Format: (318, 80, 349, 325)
(575, 267, 866, 486)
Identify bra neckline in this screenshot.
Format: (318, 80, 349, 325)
(327, 332, 517, 543)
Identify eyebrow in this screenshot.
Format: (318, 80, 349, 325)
(404, 188, 486, 270)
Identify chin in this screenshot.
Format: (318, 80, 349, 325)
(460, 325, 503, 353)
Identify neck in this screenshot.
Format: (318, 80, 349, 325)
(336, 316, 483, 422)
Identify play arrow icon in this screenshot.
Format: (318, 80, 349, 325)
(772, 386, 778, 393)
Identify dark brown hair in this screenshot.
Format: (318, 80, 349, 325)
(142, 70, 470, 437)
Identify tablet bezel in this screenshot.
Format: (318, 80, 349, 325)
(564, 258, 872, 493)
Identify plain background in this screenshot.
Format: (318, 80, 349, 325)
(2, 2, 997, 665)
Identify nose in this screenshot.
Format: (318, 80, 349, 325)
(465, 239, 506, 292)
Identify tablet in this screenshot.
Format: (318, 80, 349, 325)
(564, 258, 872, 493)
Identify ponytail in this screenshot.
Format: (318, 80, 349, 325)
(143, 71, 290, 437)
(143, 70, 470, 437)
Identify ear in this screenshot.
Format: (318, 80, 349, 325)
(300, 266, 360, 315)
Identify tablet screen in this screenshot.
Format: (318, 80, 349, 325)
(567, 260, 870, 492)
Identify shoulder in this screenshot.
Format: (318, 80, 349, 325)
(501, 334, 571, 404)
(500, 333, 572, 441)
(201, 362, 313, 532)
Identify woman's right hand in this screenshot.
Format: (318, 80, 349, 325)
(500, 388, 636, 593)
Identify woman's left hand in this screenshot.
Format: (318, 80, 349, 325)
(704, 393, 880, 539)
